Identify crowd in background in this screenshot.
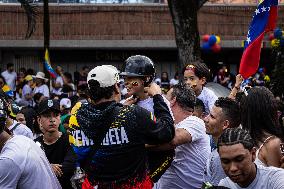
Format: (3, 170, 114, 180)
(0, 57, 284, 189)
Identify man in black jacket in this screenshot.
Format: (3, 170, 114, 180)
(69, 65, 175, 189)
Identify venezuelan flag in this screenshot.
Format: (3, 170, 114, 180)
(239, 0, 278, 79)
(44, 49, 57, 79)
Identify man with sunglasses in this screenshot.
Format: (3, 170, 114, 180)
(120, 55, 174, 183)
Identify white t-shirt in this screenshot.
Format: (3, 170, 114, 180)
(157, 116, 211, 189)
(33, 84, 50, 98)
(1, 70, 17, 91)
(170, 78, 179, 86)
(9, 120, 33, 139)
(52, 76, 64, 95)
(0, 135, 61, 189)
(219, 164, 284, 189)
(198, 87, 218, 115)
(22, 84, 33, 106)
(137, 95, 174, 119)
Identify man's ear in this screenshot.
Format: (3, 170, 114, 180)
(251, 147, 257, 162)
(37, 116, 41, 125)
(222, 120, 230, 130)
(200, 77, 206, 85)
(114, 83, 120, 94)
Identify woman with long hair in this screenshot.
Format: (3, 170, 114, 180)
(240, 86, 284, 167)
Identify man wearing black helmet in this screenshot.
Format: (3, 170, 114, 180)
(120, 55, 174, 183)
(120, 55, 157, 111)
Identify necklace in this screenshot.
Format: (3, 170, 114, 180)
(43, 132, 62, 145)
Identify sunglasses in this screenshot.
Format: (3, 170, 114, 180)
(125, 81, 139, 87)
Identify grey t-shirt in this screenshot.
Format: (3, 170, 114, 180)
(204, 148, 227, 186)
(219, 164, 284, 189)
(0, 135, 61, 189)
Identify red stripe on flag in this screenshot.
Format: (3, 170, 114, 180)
(50, 72, 57, 79)
(239, 32, 265, 79)
(266, 6, 278, 31)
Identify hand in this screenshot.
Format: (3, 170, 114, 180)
(51, 164, 63, 177)
(123, 95, 138, 106)
(235, 74, 244, 88)
(144, 83, 162, 97)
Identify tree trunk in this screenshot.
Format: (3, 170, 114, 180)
(167, 0, 202, 72)
(43, 0, 50, 50)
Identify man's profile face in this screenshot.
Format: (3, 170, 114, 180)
(204, 105, 224, 137)
(219, 143, 256, 187)
(124, 77, 144, 96)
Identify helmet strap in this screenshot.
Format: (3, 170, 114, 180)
(144, 76, 153, 87)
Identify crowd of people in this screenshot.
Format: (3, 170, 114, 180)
(213, 65, 271, 90)
(0, 55, 284, 189)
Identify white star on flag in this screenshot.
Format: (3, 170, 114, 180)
(247, 37, 251, 44)
(261, 6, 266, 12)
(255, 9, 260, 15)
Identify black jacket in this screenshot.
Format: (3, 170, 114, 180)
(70, 94, 174, 187)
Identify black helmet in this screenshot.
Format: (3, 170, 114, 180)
(120, 55, 155, 78)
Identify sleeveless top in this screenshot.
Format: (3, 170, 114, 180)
(254, 135, 275, 167)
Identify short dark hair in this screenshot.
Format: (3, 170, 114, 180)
(214, 97, 240, 128)
(62, 84, 74, 93)
(88, 80, 115, 102)
(7, 63, 14, 69)
(82, 66, 89, 71)
(182, 61, 211, 81)
(33, 93, 43, 102)
(63, 72, 73, 82)
(217, 128, 255, 151)
(171, 83, 196, 112)
(195, 98, 205, 113)
(19, 106, 39, 133)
